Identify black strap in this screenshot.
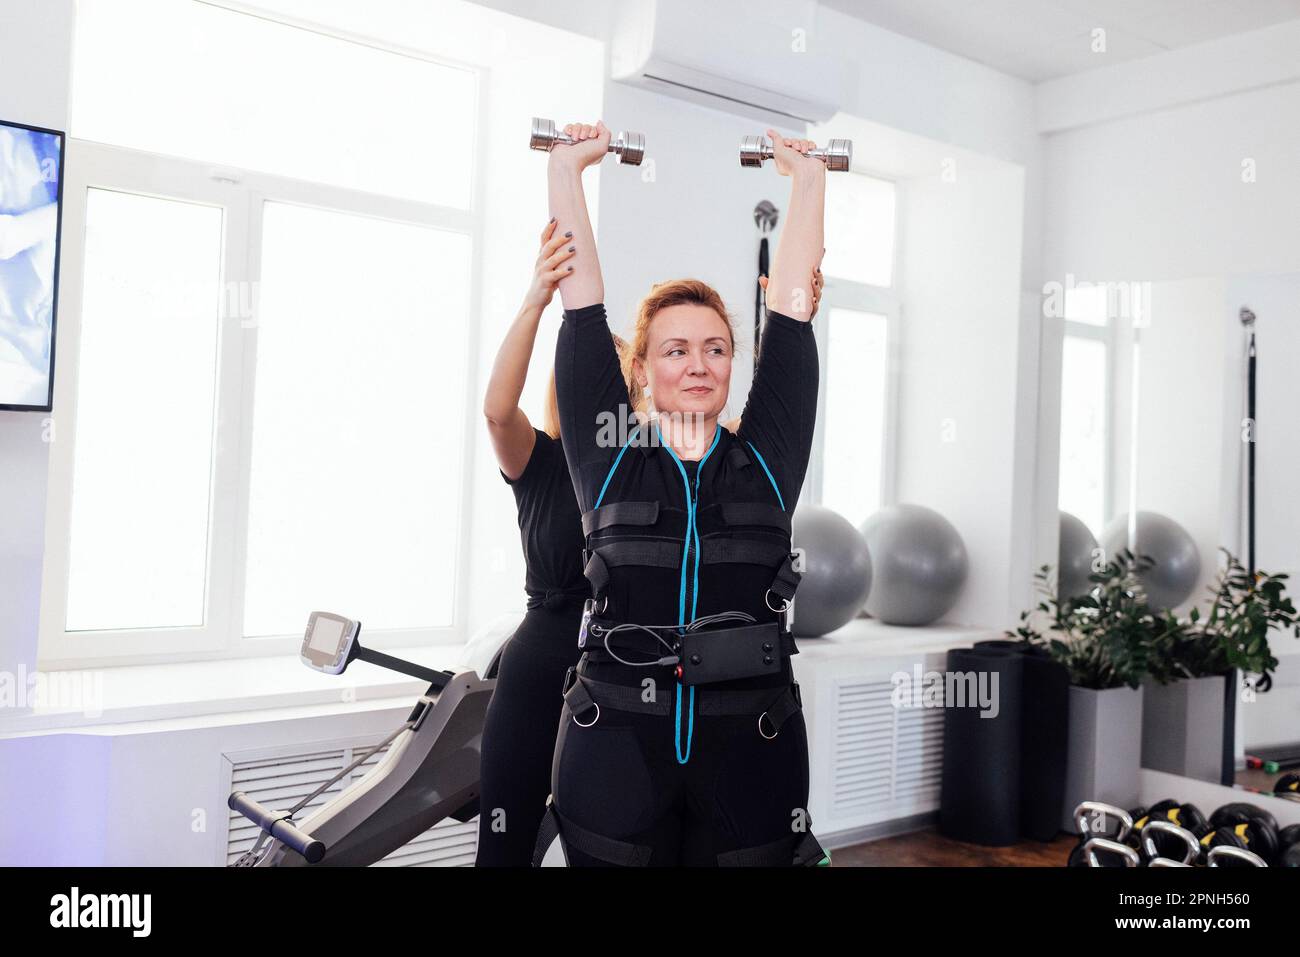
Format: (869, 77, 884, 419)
(582, 501, 661, 536)
(531, 798, 653, 867)
(717, 824, 827, 867)
(565, 672, 673, 717)
(592, 540, 684, 569)
(701, 538, 790, 567)
(713, 502, 790, 533)
(531, 800, 561, 867)
(571, 666, 802, 730)
(696, 685, 802, 734)
(583, 550, 610, 598)
(769, 553, 802, 603)
(527, 586, 590, 612)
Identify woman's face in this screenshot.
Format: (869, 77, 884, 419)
(635, 303, 733, 421)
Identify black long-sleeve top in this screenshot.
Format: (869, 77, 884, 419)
(554, 301, 818, 632)
(500, 428, 590, 614)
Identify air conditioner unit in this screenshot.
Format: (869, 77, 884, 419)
(610, 0, 849, 126)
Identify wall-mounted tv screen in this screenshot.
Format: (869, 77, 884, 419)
(0, 118, 65, 412)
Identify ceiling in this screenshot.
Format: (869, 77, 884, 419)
(819, 0, 1300, 81)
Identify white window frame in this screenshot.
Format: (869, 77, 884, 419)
(40, 115, 484, 667)
(805, 174, 902, 517)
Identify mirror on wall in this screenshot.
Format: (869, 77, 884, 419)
(1054, 272, 1300, 802)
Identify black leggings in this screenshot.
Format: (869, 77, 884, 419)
(549, 654, 811, 866)
(475, 605, 582, 866)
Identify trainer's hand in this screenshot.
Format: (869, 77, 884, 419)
(523, 218, 577, 310)
(548, 120, 611, 173)
(759, 258, 823, 318)
(765, 129, 823, 179)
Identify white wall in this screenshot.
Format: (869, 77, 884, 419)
(0, 0, 75, 711)
(895, 160, 1025, 626)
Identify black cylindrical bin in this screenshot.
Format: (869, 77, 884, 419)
(938, 646, 1023, 846)
(972, 640, 1070, 841)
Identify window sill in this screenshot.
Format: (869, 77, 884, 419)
(0, 646, 466, 737)
(796, 617, 1006, 659)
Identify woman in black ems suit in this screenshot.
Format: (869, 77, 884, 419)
(539, 121, 829, 867)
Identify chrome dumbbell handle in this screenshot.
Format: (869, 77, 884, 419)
(1207, 845, 1268, 867)
(1081, 836, 1141, 867)
(529, 117, 646, 166)
(1142, 820, 1199, 867)
(1073, 801, 1135, 844)
(739, 135, 852, 171)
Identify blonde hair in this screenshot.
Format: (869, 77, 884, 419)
(625, 279, 735, 415)
(543, 333, 639, 440)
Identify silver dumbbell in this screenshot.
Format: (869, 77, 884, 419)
(529, 117, 645, 166)
(740, 135, 852, 171)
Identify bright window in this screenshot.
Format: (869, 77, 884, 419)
(819, 308, 889, 527)
(821, 172, 895, 287)
(72, 0, 476, 206)
(807, 171, 898, 525)
(66, 189, 223, 631)
(1058, 334, 1107, 538)
(243, 203, 471, 636)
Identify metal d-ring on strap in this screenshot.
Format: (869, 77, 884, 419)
(573, 702, 600, 728)
(765, 589, 791, 613)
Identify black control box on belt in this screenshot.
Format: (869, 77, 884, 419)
(677, 622, 783, 685)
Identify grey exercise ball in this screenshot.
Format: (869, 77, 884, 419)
(859, 503, 968, 626)
(1058, 511, 1099, 601)
(1101, 511, 1201, 611)
(790, 505, 873, 637)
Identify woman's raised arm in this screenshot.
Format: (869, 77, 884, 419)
(762, 130, 826, 323)
(483, 219, 576, 479)
(548, 121, 630, 512)
(737, 131, 827, 510)
(547, 121, 608, 311)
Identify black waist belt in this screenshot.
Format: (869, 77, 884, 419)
(562, 668, 803, 733)
(526, 587, 590, 612)
(582, 618, 799, 684)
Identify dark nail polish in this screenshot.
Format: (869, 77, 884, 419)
(564, 231, 573, 238)
(567, 265, 574, 271)
(568, 245, 575, 252)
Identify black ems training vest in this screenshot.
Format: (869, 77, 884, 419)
(578, 422, 803, 763)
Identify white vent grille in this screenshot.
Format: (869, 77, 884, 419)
(831, 677, 944, 817)
(225, 738, 478, 867)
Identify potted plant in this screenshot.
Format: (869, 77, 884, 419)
(1142, 549, 1300, 779)
(1009, 550, 1173, 831)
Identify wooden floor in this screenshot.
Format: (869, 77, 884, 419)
(830, 767, 1297, 866)
(832, 764, 1300, 863)
(832, 826, 1078, 866)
